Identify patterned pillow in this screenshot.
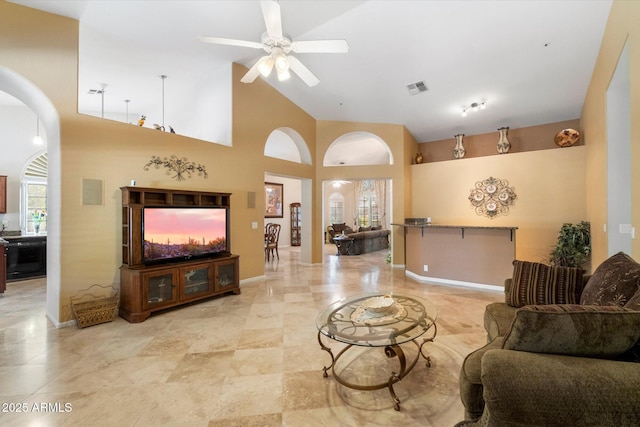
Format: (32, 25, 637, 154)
(580, 252, 640, 306)
(507, 260, 584, 308)
(625, 289, 640, 311)
(502, 304, 640, 358)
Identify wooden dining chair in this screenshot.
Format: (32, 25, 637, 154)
(265, 223, 281, 261)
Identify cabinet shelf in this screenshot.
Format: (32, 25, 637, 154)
(290, 202, 301, 246)
(120, 255, 239, 322)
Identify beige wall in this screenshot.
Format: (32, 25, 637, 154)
(411, 146, 587, 263)
(582, 0, 640, 266)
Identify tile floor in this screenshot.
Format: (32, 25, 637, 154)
(0, 246, 501, 426)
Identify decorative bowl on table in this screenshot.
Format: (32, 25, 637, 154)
(361, 295, 395, 314)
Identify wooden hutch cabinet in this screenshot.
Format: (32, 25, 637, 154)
(0, 175, 6, 214)
(290, 202, 301, 246)
(119, 186, 239, 323)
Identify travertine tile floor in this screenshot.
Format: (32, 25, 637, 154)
(0, 246, 500, 426)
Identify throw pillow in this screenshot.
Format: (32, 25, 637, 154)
(371, 225, 382, 231)
(502, 304, 640, 358)
(625, 288, 640, 310)
(332, 223, 346, 233)
(507, 260, 584, 308)
(580, 251, 640, 306)
(358, 226, 371, 232)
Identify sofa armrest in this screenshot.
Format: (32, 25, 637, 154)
(481, 349, 640, 426)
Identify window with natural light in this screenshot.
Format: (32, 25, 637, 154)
(23, 179, 47, 234)
(329, 196, 344, 224)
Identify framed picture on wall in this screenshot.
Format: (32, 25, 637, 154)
(265, 182, 283, 218)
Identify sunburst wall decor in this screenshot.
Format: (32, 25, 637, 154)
(143, 155, 208, 181)
(468, 176, 517, 219)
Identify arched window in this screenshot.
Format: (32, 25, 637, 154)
(22, 152, 47, 234)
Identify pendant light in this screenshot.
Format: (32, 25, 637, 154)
(33, 118, 43, 145)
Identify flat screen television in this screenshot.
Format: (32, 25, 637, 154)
(143, 207, 229, 265)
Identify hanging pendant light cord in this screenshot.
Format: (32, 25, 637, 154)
(161, 75, 167, 128)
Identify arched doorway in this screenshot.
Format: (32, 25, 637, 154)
(0, 66, 62, 325)
(264, 128, 312, 265)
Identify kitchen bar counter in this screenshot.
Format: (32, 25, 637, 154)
(394, 221, 517, 289)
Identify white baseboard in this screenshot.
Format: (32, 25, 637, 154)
(240, 275, 266, 284)
(47, 312, 76, 328)
(404, 270, 503, 292)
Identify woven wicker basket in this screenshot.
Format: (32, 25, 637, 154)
(70, 284, 120, 328)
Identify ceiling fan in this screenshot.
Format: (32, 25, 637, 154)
(198, 0, 348, 87)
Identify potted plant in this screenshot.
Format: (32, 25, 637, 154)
(548, 221, 591, 269)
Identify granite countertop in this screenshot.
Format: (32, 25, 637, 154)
(391, 222, 517, 230)
(0, 234, 47, 240)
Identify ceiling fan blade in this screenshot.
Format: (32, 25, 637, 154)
(287, 56, 320, 87)
(240, 57, 268, 83)
(198, 36, 263, 50)
(260, 0, 283, 39)
(290, 40, 349, 53)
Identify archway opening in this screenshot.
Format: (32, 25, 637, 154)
(0, 66, 62, 326)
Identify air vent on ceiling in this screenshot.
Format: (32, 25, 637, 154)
(407, 81, 428, 96)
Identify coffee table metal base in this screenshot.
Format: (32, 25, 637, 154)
(317, 323, 437, 411)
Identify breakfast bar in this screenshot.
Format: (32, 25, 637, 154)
(394, 220, 517, 289)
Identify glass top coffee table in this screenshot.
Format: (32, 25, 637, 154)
(316, 292, 437, 410)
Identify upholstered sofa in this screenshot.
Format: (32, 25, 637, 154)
(327, 223, 390, 255)
(456, 252, 640, 427)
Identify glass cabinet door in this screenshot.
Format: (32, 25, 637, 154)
(290, 202, 301, 246)
(142, 269, 178, 310)
(180, 263, 214, 300)
(215, 259, 238, 292)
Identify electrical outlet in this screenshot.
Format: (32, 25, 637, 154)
(620, 224, 633, 234)
(423, 264, 428, 272)
(251, 221, 258, 229)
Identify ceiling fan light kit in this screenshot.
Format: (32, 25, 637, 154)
(199, 0, 348, 87)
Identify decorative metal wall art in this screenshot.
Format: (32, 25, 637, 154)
(497, 127, 511, 154)
(453, 134, 465, 159)
(468, 176, 517, 219)
(143, 155, 208, 181)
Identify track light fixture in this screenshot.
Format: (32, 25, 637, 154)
(462, 100, 487, 117)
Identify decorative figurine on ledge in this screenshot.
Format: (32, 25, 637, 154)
(497, 127, 511, 154)
(138, 115, 146, 126)
(453, 134, 465, 159)
(554, 128, 580, 147)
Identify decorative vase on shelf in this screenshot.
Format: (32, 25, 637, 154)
(453, 134, 465, 159)
(415, 152, 424, 164)
(34, 223, 40, 234)
(497, 127, 511, 154)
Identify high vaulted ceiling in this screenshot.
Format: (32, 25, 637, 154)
(9, 0, 612, 143)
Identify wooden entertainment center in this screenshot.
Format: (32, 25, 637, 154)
(119, 186, 239, 323)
